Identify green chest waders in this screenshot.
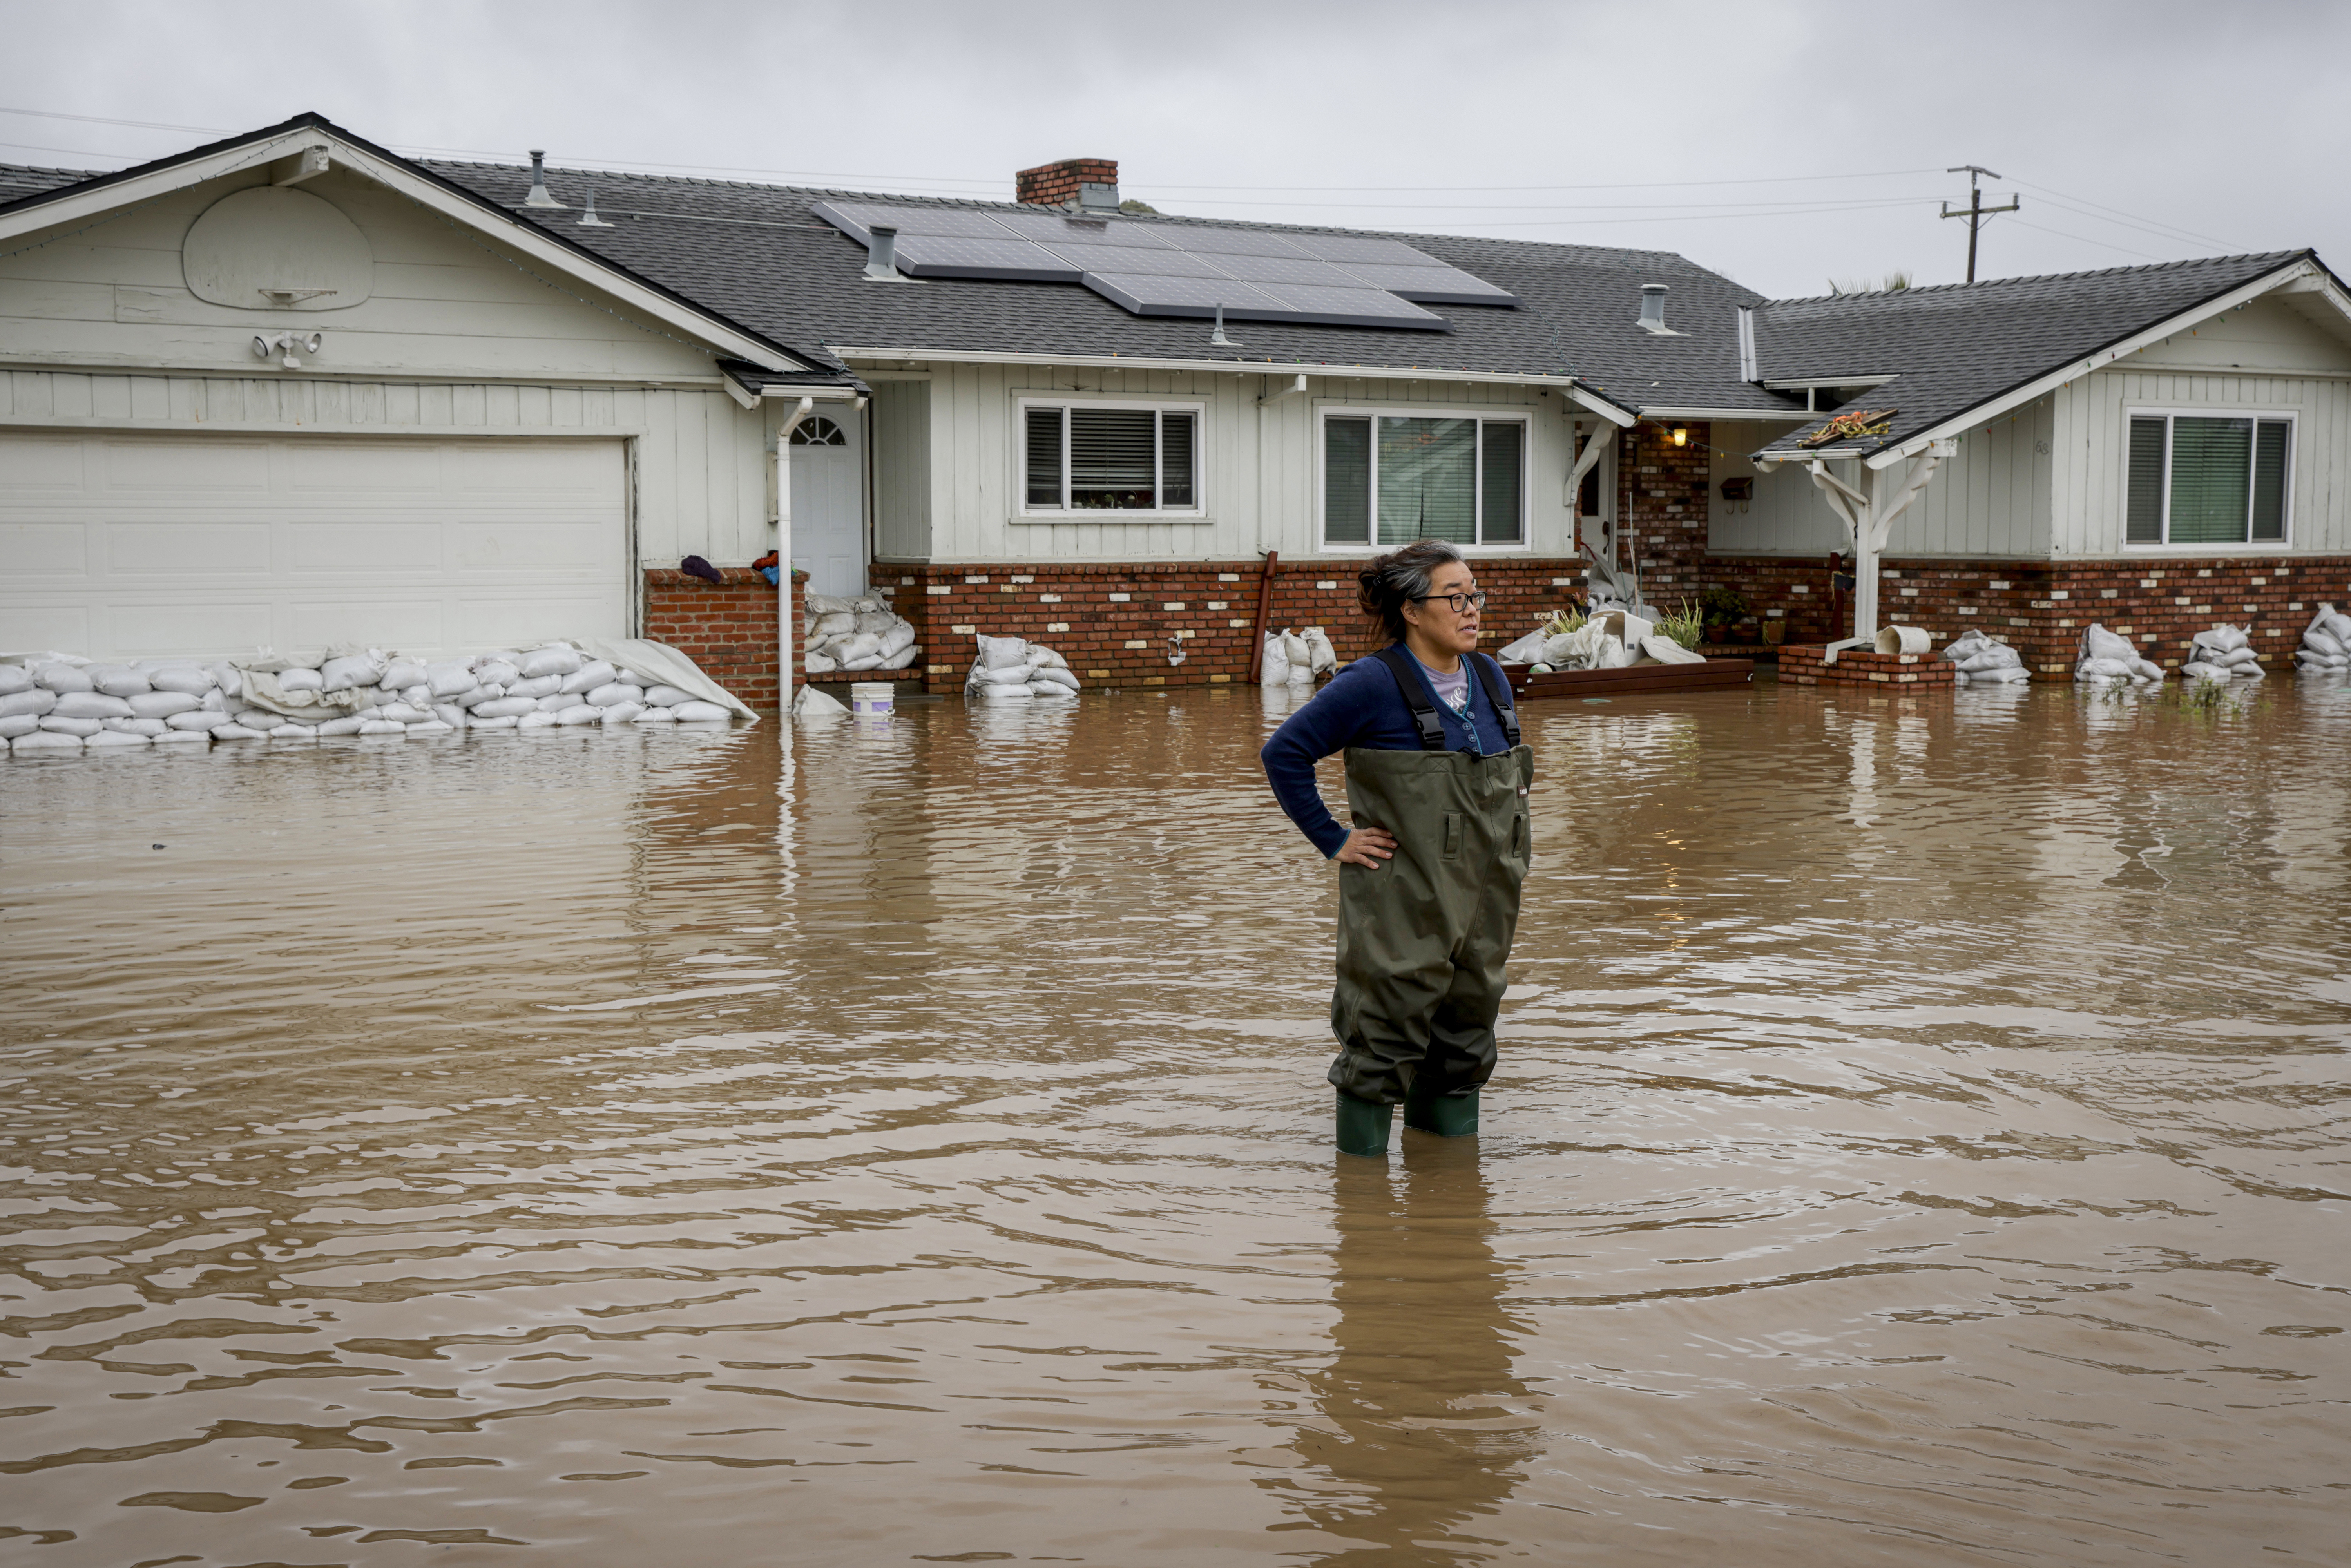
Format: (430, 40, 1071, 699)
(1331, 650, 1533, 1157)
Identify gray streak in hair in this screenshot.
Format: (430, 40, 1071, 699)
(1357, 538, 1466, 643)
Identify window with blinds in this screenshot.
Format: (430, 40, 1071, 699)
(2124, 411, 2294, 545)
(1320, 411, 1528, 547)
(1018, 403, 1204, 512)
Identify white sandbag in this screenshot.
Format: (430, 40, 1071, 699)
(789, 686, 848, 718)
(0, 689, 58, 719)
(147, 664, 214, 695)
(2206, 624, 2250, 654)
(431, 703, 469, 729)
(208, 663, 242, 700)
(167, 709, 231, 731)
(805, 650, 839, 673)
(636, 706, 676, 722)
(584, 683, 637, 707)
(473, 697, 539, 719)
(2217, 646, 2261, 668)
(2306, 629, 2346, 658)
(812, 612, 857, 643)
(804, 592, 856, 617)
(844, 655, 885, 671)
(1032, 666, 1081, 692)
(0, 666, 28, 696)
(598, 701, 644, 725)
(357, 719, 407, 735)
(1260, 632, 1291, 686)
(2180, 661, 2230, 683)
(560, 659, 618, 695)
(40, 716, 102, 737)
(2082, 625, 2138, 663)
(127, 689, 197, 719)
(32, 661, 93, 693)
(538, 693, 574, 712)
(380, 659, 428, 690)
(470, 714, 520, 730)
(978, 634, 1029, 672)
(105, 717, 168, 736)
(835, 632, 883, 665)
(10, 731, 82, 753)
(639, 684, 692, 708)
(1975, 665, 2032, 684)
(507, 674, 563, 701)
(267, 724, 318, 740)
(198, 688, 228, 712)
(1640, 635, 1708, 665)
(554, 704, 603, 725)
(878, 623, 917, 658)
(673, 700, 733, 722)
(1303, 627, 1339, 676)
(518, 646, 582, 680)
(87, 664, 149, 697)
(211, 723, 268, 741)
(426, 662, 477, 698)
(578, 636, 757, 723)
(458, 684, 505, 709)
(0, 713, 35, 739)
(405, 720, 455, 736)
(875, 643, 920, 671)
(1032, 646, 1069, 671)
(851, 610, 897, 636)
(976, 664, 1032, 686)
(2132, 659, 2167, 683)
(276, 667, 324, 692)
(320, 655, 379, 692)
(1024, 681, 1072, 699)
(2324, 611, 2351, 643)
(375, 703, 430, 724)
(474, 659, 519, 688)
(1495, 629, 1549, 664)
(86, 729, 151, 748)
(232, 708, 283, 728)
(516, 712, 559, 730)
(2078, 655, 2137, 680)
(316, 716, 366, 736)
(2237, 663, 2266, 681)
(979, 682, 1034, 701)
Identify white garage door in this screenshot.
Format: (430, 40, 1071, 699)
(0, 431, 628, 662)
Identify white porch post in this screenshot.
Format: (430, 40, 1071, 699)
(1800, 441, 1953, 661)
(774, 396, 813, 712)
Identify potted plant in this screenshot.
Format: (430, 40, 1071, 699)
(1699, 587, 1750, 646)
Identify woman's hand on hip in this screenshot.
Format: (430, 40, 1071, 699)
(1335, 827, 1396, 869)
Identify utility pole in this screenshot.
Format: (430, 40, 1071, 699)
(1942, 165, 2020, 283)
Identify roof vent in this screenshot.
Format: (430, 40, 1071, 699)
(863, 224, 904, 282)
(1637, 283, 1679, 335)
(523, 150, 564, 210)
(578, 188, 612, 228)
(1078, 181, 1121, 213)
(1210, 303, 1239, 348)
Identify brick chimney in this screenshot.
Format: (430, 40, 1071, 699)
(1017, 157, 1118, 207)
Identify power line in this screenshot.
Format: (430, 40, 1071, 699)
(2011, 180, 2237, 251)
(1998, 216, 2168, 263)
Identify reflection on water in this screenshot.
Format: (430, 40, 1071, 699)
(1, 680, 2347, 1565)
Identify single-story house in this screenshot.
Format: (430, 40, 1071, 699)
(5, 111, 2346, 696)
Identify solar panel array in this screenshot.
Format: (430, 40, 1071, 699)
(811, 201, 1517, 331)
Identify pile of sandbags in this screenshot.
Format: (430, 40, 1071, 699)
(1941, 628, 2033, 685)
(1, 641, 743, 755)
(2074, 625, 2166, 687)
(803, 591, 918, 675)
(2292, 604, 2351, 674)
(1259, 628, 1337, 686)
(964, 634, 1083, 703)
(2177, 624, 2266, 684)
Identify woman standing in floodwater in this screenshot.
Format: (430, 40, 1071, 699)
(1260, 539, 1534, 1157)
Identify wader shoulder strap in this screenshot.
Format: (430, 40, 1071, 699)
(1371, 647, 1448, 752)
(1469, 654, 1522, 748)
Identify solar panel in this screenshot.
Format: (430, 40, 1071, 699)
(811, 201, 1515, 328)
(891, 235, 1080, 282)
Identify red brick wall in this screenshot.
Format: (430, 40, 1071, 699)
(1700, 554, 2351, 676)
(1618, 419, 1713, 597)
(641, 567, 803, 711)
(1778, 645, 1956, 690)
(880, 558, 1588, 691)
(1016, 158, 1118, 206)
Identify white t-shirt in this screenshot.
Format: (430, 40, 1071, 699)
(1411, 650, 1472, 718)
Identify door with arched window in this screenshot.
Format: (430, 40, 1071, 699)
(788, 413, 865, 598)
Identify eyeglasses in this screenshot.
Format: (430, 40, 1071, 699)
(1412, 590, 1488, 614)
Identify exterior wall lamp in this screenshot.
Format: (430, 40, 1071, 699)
(1671, 426, 1688, 447)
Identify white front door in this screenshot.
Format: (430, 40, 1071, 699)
(790, 413, 864, 598)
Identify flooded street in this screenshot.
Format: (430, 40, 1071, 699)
(2, 680, 2346, 1566)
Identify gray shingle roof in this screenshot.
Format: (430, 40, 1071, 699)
(420, 159, 1806, 419)
(1751, 252, 2318, 456)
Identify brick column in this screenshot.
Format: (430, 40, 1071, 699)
(1617, 420, 1711, 605)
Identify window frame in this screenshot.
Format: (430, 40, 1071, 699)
(1314, 404, 1535, 553)
(1013, 395, 1209, 519)
(2122, 406, 2296, 550)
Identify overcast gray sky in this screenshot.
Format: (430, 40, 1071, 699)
(3, 0, 2342, 299)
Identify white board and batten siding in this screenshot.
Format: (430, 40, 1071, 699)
(860, 361, 1584, 565)
(1710, 404, 2055, 559)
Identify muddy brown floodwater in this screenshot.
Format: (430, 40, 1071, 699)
(2, 679, 2347, 1567)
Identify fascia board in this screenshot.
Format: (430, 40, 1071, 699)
(1860, 258, 2318, 469)
(1759, 375, 1896, 391)
(829, 344, 1641, 424)
(1639, 406, 1814, 420)
(0, 124, 808, 375)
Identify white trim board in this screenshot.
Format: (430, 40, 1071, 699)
(0, 122, 810, 376)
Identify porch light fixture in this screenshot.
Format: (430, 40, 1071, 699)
(252, 331, 323, 369)
(1672, 426, 1688, 447)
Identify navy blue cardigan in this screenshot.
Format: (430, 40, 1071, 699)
(1259, 645, 1515, 858)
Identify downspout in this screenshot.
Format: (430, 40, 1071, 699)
(775, 395, 813, 710)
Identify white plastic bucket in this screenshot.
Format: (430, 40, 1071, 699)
(849, 681, 894, 717)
